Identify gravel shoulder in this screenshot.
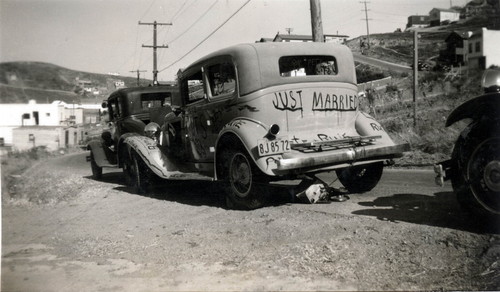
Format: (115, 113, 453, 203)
(2, 152, 500, 291)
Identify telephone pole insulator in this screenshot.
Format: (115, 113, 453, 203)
(129, 69, 147, 86)
(139, 21, 172, 85)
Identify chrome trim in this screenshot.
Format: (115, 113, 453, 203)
(277, 143, 410, 171)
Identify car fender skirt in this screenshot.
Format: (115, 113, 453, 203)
(124, 135, 187, 179)
(276, 143, 410, 172)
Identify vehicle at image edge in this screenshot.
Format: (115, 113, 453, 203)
(88, 42, 410, 210)
(434, 68, 500, 224)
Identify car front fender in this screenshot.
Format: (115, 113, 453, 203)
(446, 93, 500, 127)
(123, 135, 184, 179)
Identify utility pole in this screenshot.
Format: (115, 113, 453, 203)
(309, 0, 324, 42)
(413, 30, 419, 127)
(129, 69, 147, 86)
(139, 21, 171, 85)
(360, 1, 371, 49)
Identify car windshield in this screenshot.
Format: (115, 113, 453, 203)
(279, 55, 337, 77)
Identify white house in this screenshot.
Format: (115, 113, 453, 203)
(0, 100, 101, 147)
(429, 8, 460, 26)
(467, 27, 500, 69)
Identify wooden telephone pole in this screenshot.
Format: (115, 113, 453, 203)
(139, 21, 171, 85)
(129, 69, 147, 86)
(309, 0, 324, 42)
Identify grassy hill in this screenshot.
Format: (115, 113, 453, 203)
(0, 62, 151, 104)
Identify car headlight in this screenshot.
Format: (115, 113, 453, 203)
(144, 122, 161, 141)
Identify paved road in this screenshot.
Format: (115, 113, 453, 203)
(353, 53, 412, 73)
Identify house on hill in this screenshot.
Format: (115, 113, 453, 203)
(468, 27, 500, 69)
(441, 27, 500, 69)
(271, 33, 349, 44)
(429, 8, 460, 26)
(406, 15, 430, 30)
(440, 31, 473, 66)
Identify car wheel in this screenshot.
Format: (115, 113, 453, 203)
(336, 162, 383, 193)
(124, 150, 151, 194)
(90, 150, 102, 180)
(452, 135, 500, 219)
(221, 148, 268, 210)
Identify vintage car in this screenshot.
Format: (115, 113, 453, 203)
(89, 42, 409, 209)
(87, 85, 179, 180)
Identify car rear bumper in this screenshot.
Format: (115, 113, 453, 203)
(276, 143, 410, 171)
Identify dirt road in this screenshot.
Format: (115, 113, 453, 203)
(2, 152, 499, 291)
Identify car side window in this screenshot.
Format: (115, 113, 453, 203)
(184, 71, 205, 104)
(279, 55, 337, 77)
(109, 98, 119, 120)
(207, 62, 236, 98)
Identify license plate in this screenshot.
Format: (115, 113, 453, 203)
(257, 137, 290, 156)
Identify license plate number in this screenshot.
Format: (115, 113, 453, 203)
(257, 137, 290, 156)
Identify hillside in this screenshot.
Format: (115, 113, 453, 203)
(347, 15, 491, 67)
(0, 62, 150, 104)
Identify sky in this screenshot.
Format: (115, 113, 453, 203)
(0, 0, 467, 82)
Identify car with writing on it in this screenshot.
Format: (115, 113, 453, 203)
(86, 85, 179, 180)
(98, 42, 410, 209)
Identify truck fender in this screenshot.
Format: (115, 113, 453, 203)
(87, 140, 116, 167)
(122, 135, 183, 179)
(215, 118, 279, 178)
(446, 93, 500, 127)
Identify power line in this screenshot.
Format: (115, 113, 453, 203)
(167, 0, 219, 45)
(159, 0, 251, 73)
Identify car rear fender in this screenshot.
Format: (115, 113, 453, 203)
(355, 111, 396, 145)
(122, 135, 182, 179)
(215, 118, 278, 178)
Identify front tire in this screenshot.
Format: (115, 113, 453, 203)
(90, 151, 103, 180)
(220, 148, 268, 210)
(452, 134, 500, 220)
(336, 162, 384, 193)
(123, 150, 151, 194)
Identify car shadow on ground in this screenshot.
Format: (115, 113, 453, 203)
(87, 172, 295, 209)
(353, 192, 499, 234)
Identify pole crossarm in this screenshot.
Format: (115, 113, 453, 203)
(139, 20, 172, 85)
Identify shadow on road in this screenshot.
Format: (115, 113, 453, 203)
(354, 192, 499, 234)
(86, 172, 294, 209)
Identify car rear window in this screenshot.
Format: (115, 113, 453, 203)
(279, 55, 337, 77)
(140, 92, 171, 109)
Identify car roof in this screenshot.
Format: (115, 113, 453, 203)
(109, 85, 178, 100)
(179, 42, 357, 96)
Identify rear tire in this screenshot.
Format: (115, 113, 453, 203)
(336, 162, 383, 193)
(220, 147, 268, 210)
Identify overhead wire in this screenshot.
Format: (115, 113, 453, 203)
(159, 0, 251, 73)
(166, 0, 218, 45)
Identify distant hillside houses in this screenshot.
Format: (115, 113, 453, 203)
(406, 0, 499, 30)
(441, 27, 500, 69)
